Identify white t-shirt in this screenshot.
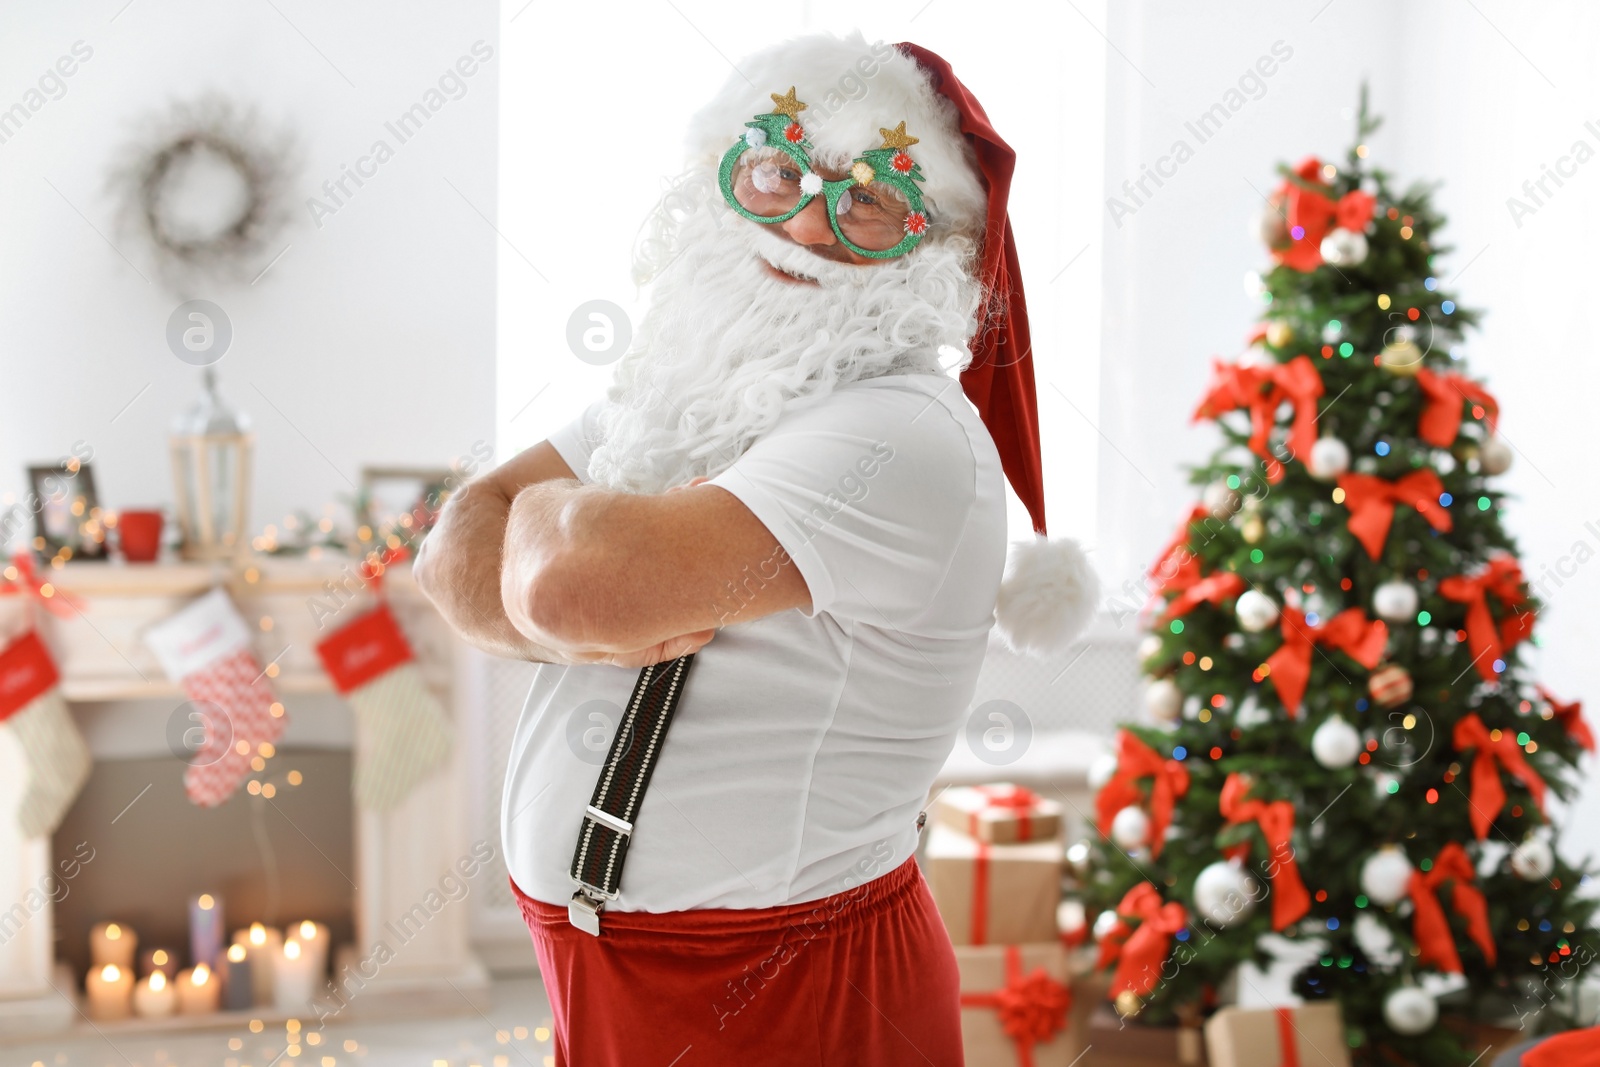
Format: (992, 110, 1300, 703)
(501, 373, 1007, 911)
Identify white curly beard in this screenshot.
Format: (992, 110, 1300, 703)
(586, 173, 987, 495)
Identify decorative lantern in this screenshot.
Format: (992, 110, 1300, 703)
(169, 368, 252, 561)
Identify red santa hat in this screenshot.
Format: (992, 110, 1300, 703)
(688, 35, 1098, 654)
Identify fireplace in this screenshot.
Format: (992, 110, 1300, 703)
(0, 557, 489, 1036)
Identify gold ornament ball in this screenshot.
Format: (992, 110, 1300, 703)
(1265, 321, 1293, 348)
(1242, 517, 1265, 544)
(1115, 990, 1143, 1018)
(1379, 340, 1424, 376)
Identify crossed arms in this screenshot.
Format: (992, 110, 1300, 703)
(412, 439, 811, 668)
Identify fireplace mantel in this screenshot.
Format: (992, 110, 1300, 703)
(0, 555, 491, 1036)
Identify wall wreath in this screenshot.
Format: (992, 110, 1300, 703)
(108, 95, 296, 291)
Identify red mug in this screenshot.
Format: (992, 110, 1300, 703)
(118, 510, 164, 563)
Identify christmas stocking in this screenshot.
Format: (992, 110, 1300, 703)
(145, 588, 286, 807)
(316, 603, 452, 810)
(0, 631, 91, 838)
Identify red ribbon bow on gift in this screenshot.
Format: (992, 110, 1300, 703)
(1538, 687, 1594, 753)
(1265, 606, 1388, 716)
(1415, 369, 1499, 448)
(1192, 356, 1324, 482)
(1409, 842, 1496, 973)
(1095, 882, 1188, 998)
(960, 944, 1072, 1067)
(1337, 469, 1454, 560)
(1440, 555, 1533, 682)
(1218, 774, 1311, 931)
(1096, 730, 1191, 858)
(1272, 157, 1377, 272)
(1453, 713, 1547, 840)
(970, 784, 1043, 841)
(1, 553, 85, 620)
(1157, 557, 1247, 623)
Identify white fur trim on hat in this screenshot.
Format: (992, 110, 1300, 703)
(994, 536, 1101, 656)
(686, 32, 988, 240)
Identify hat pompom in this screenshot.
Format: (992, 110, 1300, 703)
(994, 536, 1099, 656)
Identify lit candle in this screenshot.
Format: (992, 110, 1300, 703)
(176, 963, 220, 1014)
(220, 942, 254, 1011)
(133, 969, 176, 1018)
(86, 963, 133, 1021)
(272, 939, 316, 1013)
(189, 893, 224, 969)
(138, 947, 178, 980)
(291, 920, 329, 983)
(89, 921, 138, 970)
(231, 922, 280, 1005)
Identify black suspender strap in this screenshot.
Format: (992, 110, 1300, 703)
(567, 653, 696, 935)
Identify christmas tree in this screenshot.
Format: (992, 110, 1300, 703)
(1082, 91, 1599, 1065)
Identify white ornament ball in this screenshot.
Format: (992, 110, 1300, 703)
(1320, 227, 1369, 267)
(1110, 806, 1151, 850)
(1203, 481, 1242, 517)
(1308, 437, 1351, 481)
(1235, 589, 1280, 633)
(1510, 837, 1555, 881)
(1480, 434, 1513, 475)
(1094, 908, 1123, 941)
(1311, 715, 1363, 769)
(1192, 861, 1258, 928)
(1359, 847, 1414, 908)
(1145, 678, 1184, 723)
(1138, 634, 1163, 662)
(1383, 987, 1438, 1036)
(1373, 580, 1420, 623)
(1088, 753, 1119, 791)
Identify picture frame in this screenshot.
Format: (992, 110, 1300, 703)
(27, 462, 108, 561)
(357, 466, 452, 544)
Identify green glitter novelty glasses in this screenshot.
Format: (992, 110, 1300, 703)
(718, 87, 930, 260)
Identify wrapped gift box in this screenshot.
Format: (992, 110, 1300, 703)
(956, 941, 1085, 1067)
(934, 783, 1064, 844)
(924, 823, 1061, 945)
(1204, 1003, 1349, 1067)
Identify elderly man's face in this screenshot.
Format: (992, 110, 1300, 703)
(743, 159, 910, 285)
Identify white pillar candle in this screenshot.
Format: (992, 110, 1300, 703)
(272, 939, 317, 1013)
(89, 921, 138, 970)
(176, 963, 220, 1014)
(86, 963, 134, 1021)
(290, 921, 329, 983)
(133, 969, 176, 1019)
(232, 922, 280, 1005)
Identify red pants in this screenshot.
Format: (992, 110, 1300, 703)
(511, 857, 964, 1066)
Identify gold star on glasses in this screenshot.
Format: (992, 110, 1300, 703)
(878, 121, 919, 150)
(769, 87, 808, 120)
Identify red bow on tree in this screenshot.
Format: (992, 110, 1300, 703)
(1538, 687, 1594, 753)
(1218, 774, 1311, 931)
(1192, 356, 1324, 482)
(1440, 556, 1534, 682)
(1270, 157, 1377, 272)
(1337, 469, 1453, 559)
(1157, 559, 1247, 623)
(1453, 713, 1547, 840)
(1414, 369, 1499, 448)
(960, 944, 1071, 1067)
(1409, 842, 1496, 973)
(1095, 882, 1188, 998)
(1096, 730, 1191, 858)
(1264, 606, 1388, 716)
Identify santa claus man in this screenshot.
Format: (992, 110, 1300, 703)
(415, 32, 1095, 1066)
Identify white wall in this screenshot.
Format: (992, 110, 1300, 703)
(1100, 0, 1600, 867)
(0, 0, 499, 545)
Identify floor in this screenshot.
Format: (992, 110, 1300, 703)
(3, 976, 556, 1067)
